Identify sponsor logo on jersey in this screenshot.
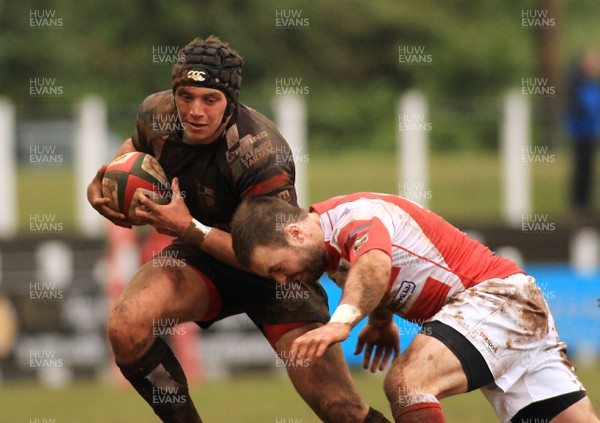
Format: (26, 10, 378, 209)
(346, 223, 371, 254)
(225, 131, 270, 164)
(392, 280, 416, 306)
(478, 330, 500, 357)
(187, 70, 206, 82)
(348, 223, 371, 238)
(353, 233, 369, 255)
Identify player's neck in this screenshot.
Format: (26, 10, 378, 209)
(307, 212, 325, 242)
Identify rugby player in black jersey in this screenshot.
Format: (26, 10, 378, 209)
(87, 36, 390, 423)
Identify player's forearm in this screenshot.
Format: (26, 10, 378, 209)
(201, 229, 245, 269)
(330, 250, 391, 328)
(180, 220, 244, 270)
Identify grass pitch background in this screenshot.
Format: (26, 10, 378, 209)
(2, 364, 599, 422)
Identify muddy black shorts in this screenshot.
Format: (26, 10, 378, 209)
(162, 240, 330, 330)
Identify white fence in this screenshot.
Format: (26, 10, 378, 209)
(0, 92, 598, 270)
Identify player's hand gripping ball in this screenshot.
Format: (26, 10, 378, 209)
(101, 152, 170, 225)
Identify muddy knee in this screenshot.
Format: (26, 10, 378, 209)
(107, 302, 154, 363)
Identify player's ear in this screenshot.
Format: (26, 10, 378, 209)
(284, 223, 305, 245)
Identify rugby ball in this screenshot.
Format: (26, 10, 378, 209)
(102, 152, 170, 225)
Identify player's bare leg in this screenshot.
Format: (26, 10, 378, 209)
(107, 259, 213, 423)
(277, 323, 391, 423)
(550, 396, 599, 422)
(383, 334, 467, 422)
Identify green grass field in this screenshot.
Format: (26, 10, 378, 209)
(2, 363, 599, 422)
(18, 147, 600, 233)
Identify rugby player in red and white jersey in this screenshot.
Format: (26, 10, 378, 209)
(87, 37, 389, 423)
(231, 192, 599, 423)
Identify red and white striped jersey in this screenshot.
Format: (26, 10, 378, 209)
(310, 192, 523, 323)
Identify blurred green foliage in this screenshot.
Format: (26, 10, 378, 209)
(1, 0, 600, 151)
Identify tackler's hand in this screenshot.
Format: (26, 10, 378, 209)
(291, 322, 352, 363)
(354, 321, 400, 373)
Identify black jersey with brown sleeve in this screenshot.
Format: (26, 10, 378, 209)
(131, 90, 297, 231)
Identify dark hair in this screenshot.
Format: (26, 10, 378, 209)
(231, 197, 308, 268)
